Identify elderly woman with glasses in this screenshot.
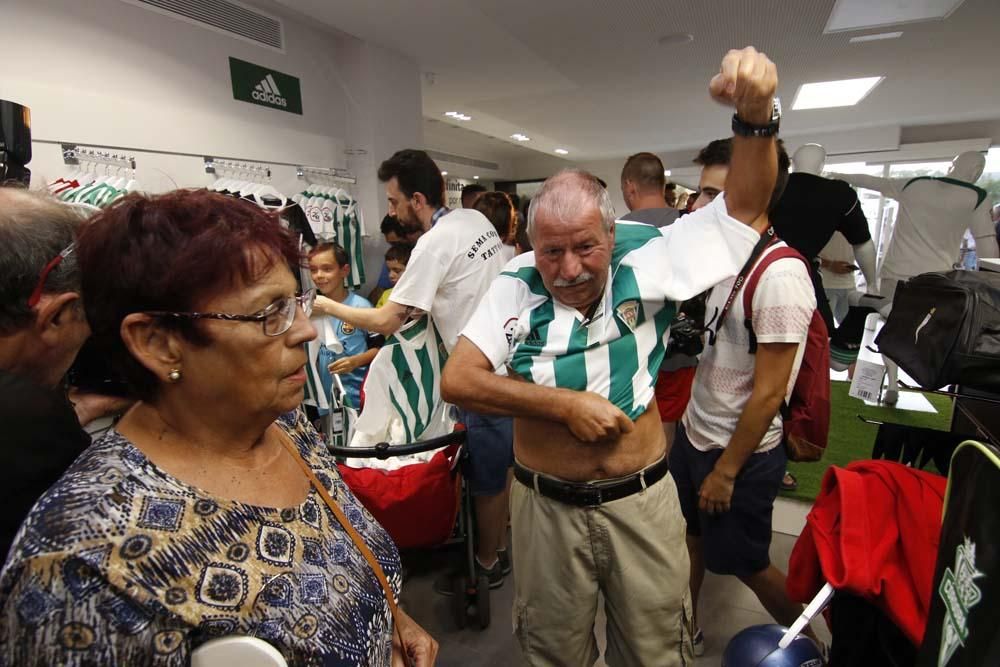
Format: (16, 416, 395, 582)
(0, 190, 437, 666)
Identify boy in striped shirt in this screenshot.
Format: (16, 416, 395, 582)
(442, 46, 783, 666)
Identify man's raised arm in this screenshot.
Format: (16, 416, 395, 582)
(711, 47, 779, 227)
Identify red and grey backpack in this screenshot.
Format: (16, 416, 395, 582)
(714, 228, 831, 462)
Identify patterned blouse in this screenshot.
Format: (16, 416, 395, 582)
(0, 411, 401, 666)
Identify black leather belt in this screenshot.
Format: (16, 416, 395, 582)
(513, 456, 669, 507)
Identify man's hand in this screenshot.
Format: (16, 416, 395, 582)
(698, 466, 736, 515)
(709, 46, 777, 126)
(830, 260, 857, 275)
(314, 294, 338, 317)
(391, 608, 439, 667)
(68, 389, 135, 427)
(563, 391, 634, 443)
(328, 355, 363, 375)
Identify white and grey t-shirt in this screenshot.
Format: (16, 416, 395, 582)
(389, 208, 507, 352)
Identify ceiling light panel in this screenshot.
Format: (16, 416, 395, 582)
(825, 0, 965, 32)
(849, 31, 903, 43)
(444, 111, 472, 121)
(554, 148, 569, 155)
(510, 133, 531, 142)
(791, 77, 884, 110)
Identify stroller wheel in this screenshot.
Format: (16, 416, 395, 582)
(475, 574, 491, 629)
(451, 574, 467, 629)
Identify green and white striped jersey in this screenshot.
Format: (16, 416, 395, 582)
(352, 315, 454, 446)
(461, 194, 760, 420)
(335, 201, 366, 289)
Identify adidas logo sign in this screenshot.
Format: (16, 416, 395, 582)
(252, 74, 288, 108)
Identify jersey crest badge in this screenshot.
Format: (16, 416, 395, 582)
(616, 300, 640, 332)
(342, 323, 356, 335)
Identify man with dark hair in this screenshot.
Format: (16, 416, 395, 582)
(461, 183, 487, 209)
(665, 181, 679, 208)
(620, 152, 679, 228)
(369, 214, 421, 305)
(693, 138, 790, 213)
(380, 214, 405, 241)
(0, 189, 94, 558)
(316, 149, 515, 587)
(620, 152, 688, 451)
(673, 135, 818, 655)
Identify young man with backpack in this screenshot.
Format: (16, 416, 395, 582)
(672, 138, 826, 654)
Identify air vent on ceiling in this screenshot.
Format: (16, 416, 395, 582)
(121, 0, 284, 51)
(426, 150, 500, 172)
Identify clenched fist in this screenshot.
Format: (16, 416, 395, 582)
(563, 391, 635, 443)
(709, 46, 778, 126)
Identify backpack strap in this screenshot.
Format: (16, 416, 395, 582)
(741, 246, 810, 354)
(709, 227, 777, 346)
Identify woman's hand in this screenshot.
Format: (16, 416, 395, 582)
(391, 608, 439, 667)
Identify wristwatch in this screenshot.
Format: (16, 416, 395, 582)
(732, 97, 781, 138)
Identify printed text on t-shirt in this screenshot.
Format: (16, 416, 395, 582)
(467, 230, 503, 260)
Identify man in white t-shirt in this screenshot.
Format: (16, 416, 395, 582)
(440, 47, 782, 666)
(817, 232, 860, 326)
(672, 137, 820, 655)
(313, 149, 515, 587)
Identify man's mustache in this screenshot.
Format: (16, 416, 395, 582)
(553, 272, 595, 287)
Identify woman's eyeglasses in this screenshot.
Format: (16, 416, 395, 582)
(144, 288, 316, 337)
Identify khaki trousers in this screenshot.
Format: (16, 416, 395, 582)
(510, 464, 693, 667)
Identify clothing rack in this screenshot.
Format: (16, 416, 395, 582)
(204, 156, 271, 179)
(296, 165, 356, 185)
(35, 138, 353, 183)
(61, 144, 136, 170)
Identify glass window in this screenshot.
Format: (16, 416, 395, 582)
(825, 162, 886, 239)
(979, 147, 1000, 209)
(888, 161, 952, 179)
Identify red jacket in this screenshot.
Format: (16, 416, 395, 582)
(786, 460, 946, 646)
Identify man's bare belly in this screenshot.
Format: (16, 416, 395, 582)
(513, 400, 666, 482)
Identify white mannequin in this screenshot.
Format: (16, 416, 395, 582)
(829, 151, 998, 404)
(794, 143, 879, 292)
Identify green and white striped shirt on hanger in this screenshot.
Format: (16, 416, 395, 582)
(335, 199, 366, 289)
(460, 194, 761, 420)
(351, 315, 454, 446)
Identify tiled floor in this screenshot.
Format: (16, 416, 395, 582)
(399, 531, 830, 666)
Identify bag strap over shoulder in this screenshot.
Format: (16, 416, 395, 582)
(278, 434, 410, 666)
(710, 227, 777, 345)
(742, 246, 811, 337)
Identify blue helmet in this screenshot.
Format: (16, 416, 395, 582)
(722, 624, 824, 667)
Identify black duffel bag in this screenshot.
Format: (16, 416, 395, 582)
(876, 270, 1000, 392)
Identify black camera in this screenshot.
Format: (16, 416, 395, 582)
(664, 291, 710, 359)
(665, 313, 706, 359)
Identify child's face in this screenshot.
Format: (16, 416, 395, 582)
(308, 250, 348, 294)
(386, 259, 407, 285)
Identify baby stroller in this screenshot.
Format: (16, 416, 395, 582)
(324, 320, 494, 629)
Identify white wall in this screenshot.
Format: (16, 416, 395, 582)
(4, 0, 423, 293)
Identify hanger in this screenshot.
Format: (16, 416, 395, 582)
(857, 415, 885, 426)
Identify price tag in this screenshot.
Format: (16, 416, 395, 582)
(331, 412, 344, 434)
(850, 359, 885, 402)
